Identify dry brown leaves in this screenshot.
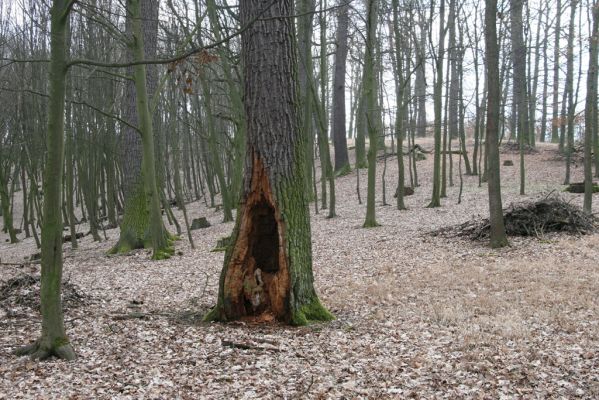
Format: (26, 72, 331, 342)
(1, 141, 598, 399)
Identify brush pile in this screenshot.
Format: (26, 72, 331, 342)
(501, 142, 538, 154)
(0, 273, 89, 315)
(433, 195, 597, 240)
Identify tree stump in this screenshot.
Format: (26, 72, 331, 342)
(190, 217, 211, 230)
(394, 186, 415, 198)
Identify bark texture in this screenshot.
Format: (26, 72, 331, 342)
(15, 0, 75, 361)
(584, 2, 599, 213)
(485, 0, 509, 248)
(205, 0, 332, 325)
(332, 2, 350, 174)
(111, 0, 168, 256)
(511, 0, 529, 195)
(363, 0, 380, 227)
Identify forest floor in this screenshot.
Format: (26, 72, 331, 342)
(1, 140, 598, 399)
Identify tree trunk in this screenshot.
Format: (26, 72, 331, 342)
(111, 0, 172, 258)
(564, 0, 579, 185)
(511, 0, 529, 195)
(297, 0, 316, 199)
(205, 0, 333, 325)
(363, 0, 380, 227)
(0, 168, 18, 244)
(485, 0, 509, 248)
(428, 0, 445, 208)
(15, 0, 75, 361)
(552, 0, 562, 144)
(539, 7, 550, 143)
(332, 2, 350, 175)
(415, 16, 428, 138)
(584, 2, 599, 214)
(391, 0, 406, 210)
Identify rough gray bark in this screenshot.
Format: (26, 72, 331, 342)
(332, 2, 350, 174)
(15, 0, 76, 361)
(563, 0, 579, 185)
(551, 0, 562, 144)
(297, 0, 317, 198)
(511, 0, 529, 195)
(485, 0, 509, 248)
(584, 1, 598, 213)
(111, 0, 162, 254)
(363, 0, 380, 227)
(428, 0, 446, 208)
(205, 0, 332, 325)
(415, 16, 428, 138)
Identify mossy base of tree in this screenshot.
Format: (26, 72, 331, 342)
(363, 220, 381, 228)
(109, 230, 176, 260)
(204, 297, 334, 326)
(15, 339, 76, 361)
(290, 298, 335, 326)
(202, 307, 221, 323)
(334, 164, 352, 177)
(108, 234, 147, 255)
(152, 242, 175, 260)
(108, 183, 178, 258)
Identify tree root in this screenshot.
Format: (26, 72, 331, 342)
(14, 340, 76, 361)
(108, 232, 177, 260)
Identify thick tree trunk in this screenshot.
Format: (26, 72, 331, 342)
(363, 0, 380, 227)
(15, 0, 75, 361)
(205, 0, 332, 325)
(111, 0, 172, 258)
(332, 2, 350, 174)
(485, 0, 509, 248)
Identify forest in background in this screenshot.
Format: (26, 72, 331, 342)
(1, 0, 599, 397)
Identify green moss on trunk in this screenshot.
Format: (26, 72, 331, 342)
(290, 297, 335, 326)
(109, 0, 172, 260)
(15, 0, 75, 361)
(204, 0, 332, 325)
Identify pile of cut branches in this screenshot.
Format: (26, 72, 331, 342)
(0, 273, 89, 314)
(500, 142, 538, 154)
(432, 195, 597, 240)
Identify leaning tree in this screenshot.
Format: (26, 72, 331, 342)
(204, 0, 333, 325)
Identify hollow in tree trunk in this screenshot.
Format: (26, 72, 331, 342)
(204, 0, 333, 325)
